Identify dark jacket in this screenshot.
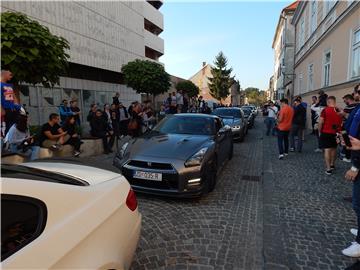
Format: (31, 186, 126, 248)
(90, 116, 108, 136)
(292, 104, 306, 127)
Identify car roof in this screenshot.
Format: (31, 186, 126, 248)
(214, 107, 241, 110)
(173, 113, 219, 119)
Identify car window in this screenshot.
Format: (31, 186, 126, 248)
(213, 109, 241, 118)
(154, 116, 215, 135)
(1, 195, 47, 261)
(215, 118, 223, 132)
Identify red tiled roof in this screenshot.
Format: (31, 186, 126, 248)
(283, 0, 299, 12)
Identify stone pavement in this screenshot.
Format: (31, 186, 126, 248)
(78, 121, 265, 270)
(73, 117, 359, 270)
(262, 127, 357, 270)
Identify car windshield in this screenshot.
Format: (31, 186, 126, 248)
(222, 118, 234, 126)
(154, 116, 215, 135)
(241, 108, 251, 116)
(213, 109, 241, 118)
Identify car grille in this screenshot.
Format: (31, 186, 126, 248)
(122, 167, 179, 190)
(123, 160, 178, 190)
(127, 160, 173, 170)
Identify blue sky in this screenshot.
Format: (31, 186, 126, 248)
(160, 1, 292, 90)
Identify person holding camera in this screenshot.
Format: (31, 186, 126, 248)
(318, 96, 342, 175)
(4, 114, 40, 160)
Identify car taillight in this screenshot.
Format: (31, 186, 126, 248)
(126, 189, 138, 211)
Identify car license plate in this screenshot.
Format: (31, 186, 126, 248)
(133, 171, 162, 181)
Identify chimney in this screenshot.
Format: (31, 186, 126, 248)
(202, 62, 206, 67)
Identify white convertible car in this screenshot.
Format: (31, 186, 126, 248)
(1, 162, 141, 270)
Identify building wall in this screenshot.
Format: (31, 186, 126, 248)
(293, 1, 359, 98)
(1, 1, 164, 71)
(1, 1, 164, 127)
(188, 64, 234, 105)
(273, 9, 296, 100)
(293, 1, 360, 128)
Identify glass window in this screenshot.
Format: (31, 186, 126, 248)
(299, 73, 303, 93)
(324, 52, 331, 86)
(154, 116, 215, 136)
(299, 18, 305, 48)
(352, 29, 360, 78)
(308, 64, 314, 90)
(1, 195, 47, 261)
(310, 1, 317, 34)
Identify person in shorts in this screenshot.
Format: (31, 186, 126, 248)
(318, 96, 342, 175)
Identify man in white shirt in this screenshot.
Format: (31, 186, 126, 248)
(266, 101, 278, 136)
(176, 90, 184, 113)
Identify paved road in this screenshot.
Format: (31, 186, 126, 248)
(76, 117, 358, 270)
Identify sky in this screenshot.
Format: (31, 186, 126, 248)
(160, 1, 292, 90)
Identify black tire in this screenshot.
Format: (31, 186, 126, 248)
(238, 131, 245, 142)
(204, 158, 217, 193)
(228, 142, 234, 159)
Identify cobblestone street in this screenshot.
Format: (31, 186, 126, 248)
(78, 117, 358, 270)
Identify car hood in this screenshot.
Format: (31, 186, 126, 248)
(222, 118, 241, 127)
(23, 162, 122, 185)
(127, 133, 211, 160)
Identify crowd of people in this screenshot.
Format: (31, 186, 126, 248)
(1, 69, 219, 159)
(263, 83, 360, 258)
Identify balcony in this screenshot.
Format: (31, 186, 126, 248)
(146, 0, 163, 9)
(144, 30, 164, 56)
(144, 1, 163, 31)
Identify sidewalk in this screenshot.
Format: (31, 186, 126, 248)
(262, 126, 357, 269)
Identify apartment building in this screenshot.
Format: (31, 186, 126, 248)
(1, 1, 164, 126)
(272, 1, 299, 101)
(292, 1, 359, 110)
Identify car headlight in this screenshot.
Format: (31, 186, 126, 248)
(185, 147, 208, 167)
(118, 142, 129, 159)
(232, 126, 241, 130)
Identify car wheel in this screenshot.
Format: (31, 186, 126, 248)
(228, 142, 234, 159)
(238, 130, 245, 142)
(204, 158, 217, 193)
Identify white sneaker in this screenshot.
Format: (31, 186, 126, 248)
(351, 229, 358, 236)
(314, 148, 322, 153)
(342, 242, 360, 257)
(279, 154, 284, 160)
(284, 153, 289, 156)
(342, 158, 352, 163)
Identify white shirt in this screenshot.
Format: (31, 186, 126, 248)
(119, 107, 128, 121)
(176, 93, 183, 105)
(4, 124, 30, 145)
(268, 106, 278, 118)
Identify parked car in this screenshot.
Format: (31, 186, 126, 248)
(242, 105, 257, 116)
(212, 107, 247, 142)
(241, 107, 255, 128)
(114, 114, 233, 198)
(1, 162, 141, 270)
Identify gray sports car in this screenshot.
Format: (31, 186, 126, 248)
(113, 114, 233, 198)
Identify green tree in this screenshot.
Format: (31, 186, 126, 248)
(121, 59, 171, 98)
(176, 80, 200, 98)
(208, 51, 233, 101)
(244, 87, 267, 106)
(1, 12, 70, 87)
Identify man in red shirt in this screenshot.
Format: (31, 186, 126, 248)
(318, 96, 342, 175)
(277, 98, 294, 160)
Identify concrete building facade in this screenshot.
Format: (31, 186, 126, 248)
(292, 1, 359, 115)
(1, 1, 164, 126)
(272, 1, 299, 101)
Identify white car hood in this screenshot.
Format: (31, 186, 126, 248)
(23, 162, 122, 185)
